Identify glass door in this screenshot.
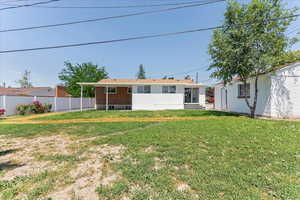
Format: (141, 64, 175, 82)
(185, 88, 199, 104)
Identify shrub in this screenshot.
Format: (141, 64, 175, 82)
(16, 101, 52, 115)
(0, 109, 5, 117)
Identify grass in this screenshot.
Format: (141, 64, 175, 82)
(0, 110, 299, 199)
(32, 109, 238, 120)
(0, 121, 154, 138)
(93, 118, 300, 199)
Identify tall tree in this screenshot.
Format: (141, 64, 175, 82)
(208, 0, 295, 118)
(136, 64, 146, 79)
(59, 62, 108, 97)
(16, 70, 33, 88)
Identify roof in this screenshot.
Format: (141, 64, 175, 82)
(0, 87, 52, 96)
(78, 79, 204, 87)
(215, 61, 300, 86)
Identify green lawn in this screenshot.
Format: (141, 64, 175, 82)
(0, 110, 299, 200)
(33, 109, 237, 120)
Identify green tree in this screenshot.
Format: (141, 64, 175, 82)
(208, 0, 296, 118)
(16, 70, 33, 88)
(136, 64, 146, 79)
(59, 62, 108, 97)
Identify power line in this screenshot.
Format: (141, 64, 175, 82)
(0, 0, 225, 33)
(0, 0, 62, 11)
(20, 0, 224, 9)
(0, 26, 223, 54)
(0, 12, 299, 54)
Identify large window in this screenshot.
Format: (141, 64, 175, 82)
(104, 87, 117, 94)
(162, 86, 176, 93)
(137, 85, 151, 94)
(238, 84, 250, 98)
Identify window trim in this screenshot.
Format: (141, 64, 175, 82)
(162, 85, 176, 94)
(104, 87, 117, 94)
(237, 83, 250, 98)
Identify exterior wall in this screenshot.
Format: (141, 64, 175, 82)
(95, 87, 132, 106)
(131, 85, 206, 110)
(214, 75, 272, 116)
(270, 63, 300, 118)
(132, 85, 184, 110)
(55, 86, 70, 97)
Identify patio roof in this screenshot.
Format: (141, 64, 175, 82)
(78, 79, 205, 87)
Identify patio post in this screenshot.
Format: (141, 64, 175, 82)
(105, 86, 108, 111)
(80, 85, 83, 112)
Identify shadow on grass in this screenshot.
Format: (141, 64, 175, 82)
(0, 149, 18, 157)
(183, 110, 240, 117)
(0, 161, 24, 171)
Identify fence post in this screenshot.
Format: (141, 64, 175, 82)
(3, 95, 6, 117)
(54, 97, 57, 112)
(69, 97, 72, 111)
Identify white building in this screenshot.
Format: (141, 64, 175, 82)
(78, 79, 206, 110)
(214, 62, 300, 118)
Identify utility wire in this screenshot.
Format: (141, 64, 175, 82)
(18, 0, 225, 9)
(0, 26, 223, 54)
(0, 0, 225, 33)
(0, 0, 61, 11)
(0, 12, 299, 54)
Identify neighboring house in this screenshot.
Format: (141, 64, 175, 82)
(0, 86, 70, 97)
(78, 79, 206, 110)
(214, 61, 300, 118)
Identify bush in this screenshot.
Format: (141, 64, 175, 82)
(16, 101, 52, 115)
(0, 109, 5, 117)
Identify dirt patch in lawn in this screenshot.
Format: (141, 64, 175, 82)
(0, 116, 232, 125)
(0, 134, 126, 199)
(47, 145, 125, 200)
(0, 135, 74, 181)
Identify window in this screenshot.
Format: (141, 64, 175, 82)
(137, 85, 151, 93)
(128, 87, 132, 94)
(162, 86, 176, 93)
(104, 87, 117, 94)
(238, 84, 250, 98)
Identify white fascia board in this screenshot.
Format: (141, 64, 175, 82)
(77, 82, 205, 87)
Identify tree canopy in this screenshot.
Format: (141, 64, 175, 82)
(16, 70, 33, 88)
(59, 62, 108, 97)
(208, 0, 296, 117)
(136, 64, 146, 79)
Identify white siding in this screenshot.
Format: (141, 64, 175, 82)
(131, 85, 206, 110)
(132, 85, 185, 110)
(214, 75, 272, 116)
(270, 63, 300, 118)
(214, 63, 300, 118)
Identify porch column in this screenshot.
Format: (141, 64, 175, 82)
(80, 85, 83, 112)
(105, 86, 108, 111)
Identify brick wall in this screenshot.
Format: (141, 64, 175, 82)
(95, 87, 132, 105)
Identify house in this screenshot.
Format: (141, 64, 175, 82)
(0, 86, 70, 97)
(78, 79, 206, 110)
(214, 61, 300, 118)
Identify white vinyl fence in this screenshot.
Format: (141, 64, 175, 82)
(0, 95, 95, 116)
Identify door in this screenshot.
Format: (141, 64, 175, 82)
(221, 88, 228, 110)
(184, 88, 199, 104)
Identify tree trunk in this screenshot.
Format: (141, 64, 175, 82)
(243, 76, 259, 118)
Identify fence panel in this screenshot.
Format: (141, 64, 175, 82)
(4, 96, 34, 116)
(36, 97, 56, 112)
(0, 96, 3, 110)
(1, 95, 95, 116)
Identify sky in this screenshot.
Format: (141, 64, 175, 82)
(0, 0, 300, 87)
